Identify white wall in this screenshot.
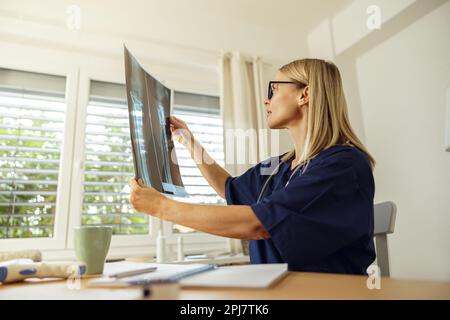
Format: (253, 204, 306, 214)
(306, 0, 450, 281)
(354, 2, 450, 281)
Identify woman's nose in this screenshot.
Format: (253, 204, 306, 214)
(264, 98, 270, 106)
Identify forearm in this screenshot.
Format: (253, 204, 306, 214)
(187, 138, 231, 198)
(159, 198, 269, 240)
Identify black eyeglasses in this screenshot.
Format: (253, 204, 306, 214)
(267, 81, 306, 100)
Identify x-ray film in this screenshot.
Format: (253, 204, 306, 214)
(124, 46, 187, 197)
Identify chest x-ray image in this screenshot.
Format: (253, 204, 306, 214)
(124, 46, 187, 197)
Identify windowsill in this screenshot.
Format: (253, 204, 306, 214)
(174, 253, 250, 266)
(120, 253, 250, 266)
(39, 240, 233, 262)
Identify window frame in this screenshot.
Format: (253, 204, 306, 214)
(0, 44, 79, 250)
(66, 66, 226, 250)
(67, 67, 156, 249)
(0, 42, 228, 257)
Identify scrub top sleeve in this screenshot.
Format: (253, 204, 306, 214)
(251, 157, 370, 268)
(224, 163, 263, 206)
(224, 175, 239, 205)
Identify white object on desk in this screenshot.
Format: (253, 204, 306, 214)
(108, 266, 157, 279)
(0, 250, 42, 262)
(156, 229, 166, 263)
(89, 262, 216, 288)
(227, 239, 242, 255)
(179, 253, 250, 266)
(177, 236, 184, 261)
(0, 259, 85, 284)
(180, 263, 288, 288)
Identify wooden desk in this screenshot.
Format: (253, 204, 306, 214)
(1, 271, 449, 300)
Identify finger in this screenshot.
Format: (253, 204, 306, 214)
(130, 178, 139, 189)
(170, 116, 182, 124)
(137, 178, 145, 187)
(173, 134, 183, 144)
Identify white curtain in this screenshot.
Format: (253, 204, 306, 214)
(219, 52, 276, 255)
(220, 52, 274, 177)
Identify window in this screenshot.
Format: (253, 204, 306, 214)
(0, 66, 224, 249)
(171, 92, 224, 234)
(81, 81, 224, 236)
(81, 81, 148, 235)
(0, 68, 66, 239)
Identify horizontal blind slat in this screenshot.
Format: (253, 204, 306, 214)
(0, 168, 58, 174)
(0, 113, 64, 123)
(0, 179, 58, 185)
(0, 191, 57, 195)
(0, 101, 64, 113)
(0, 146, 60, 154)
(0, 124, 63, 133)
(0, 134, 60, 143)
(0, 202, 55, 207)
(0, 157, 60, 164)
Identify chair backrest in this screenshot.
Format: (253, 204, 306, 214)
(373, 201, 397, 277)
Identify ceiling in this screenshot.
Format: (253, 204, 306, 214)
(0, 0, 353, 63)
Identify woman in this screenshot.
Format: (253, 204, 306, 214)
(129, 58, 376, 275)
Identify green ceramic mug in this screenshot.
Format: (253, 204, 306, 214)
(74, 226, 112, 275)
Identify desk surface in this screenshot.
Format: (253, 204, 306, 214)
(1, 270, 449, 300)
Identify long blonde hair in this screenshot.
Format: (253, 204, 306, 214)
(280, 59, 375, 169)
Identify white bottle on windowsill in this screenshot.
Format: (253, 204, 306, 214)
(227, 238, 241, 255)
(156, 229, 166, 263)
(177, 236, 184, 262)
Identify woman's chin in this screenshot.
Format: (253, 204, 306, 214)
(267, 119, 282, 129)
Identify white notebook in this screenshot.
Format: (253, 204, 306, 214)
(180, 263, 288, 288)
(88, 262, 287, 289)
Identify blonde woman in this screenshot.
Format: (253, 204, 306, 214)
(130, 59, 376, 275)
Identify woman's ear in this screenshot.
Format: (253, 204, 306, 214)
(298, 86, 309, 106)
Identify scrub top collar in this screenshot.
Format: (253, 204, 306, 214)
(283, 144, 355, 172)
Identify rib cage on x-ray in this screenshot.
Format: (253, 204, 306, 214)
(124, 46, 186, 197)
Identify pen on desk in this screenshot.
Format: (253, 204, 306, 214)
(106, 258, 126, 263)
(109, 267, 158, 279)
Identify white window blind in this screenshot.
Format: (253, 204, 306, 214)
(0, 68, 66, 239)
(82, 81, 224, 235)
(82, 81, 147, 235)
(172, 92, 225, 234)
(172, 111, 224, 203)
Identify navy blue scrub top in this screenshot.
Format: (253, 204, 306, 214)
(225, 145, 376, 275)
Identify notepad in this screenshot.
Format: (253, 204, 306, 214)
(180, 263, 288, 288)
(88, 262, 216, 288)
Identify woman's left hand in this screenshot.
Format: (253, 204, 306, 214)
(129, 178, 165, 218)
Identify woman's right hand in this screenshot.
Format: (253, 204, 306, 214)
(170, 116, 230, 198)
(170, 115, 194, 148)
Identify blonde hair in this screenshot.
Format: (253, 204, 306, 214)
(279, 59, 375, 169)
